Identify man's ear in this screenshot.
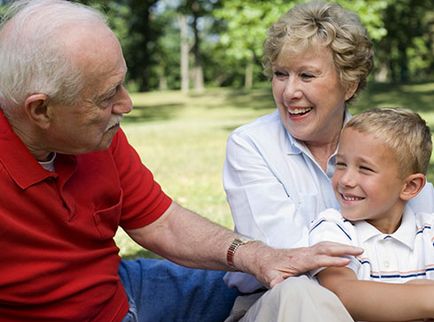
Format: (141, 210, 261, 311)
(400, 173, 426, 201)
(344, 81, 359, 101)
(23, 93, 51, 129)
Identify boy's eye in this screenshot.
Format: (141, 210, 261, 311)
(360, 166, 374, 173)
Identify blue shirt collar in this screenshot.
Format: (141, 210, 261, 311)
(284, 108, 352, 177)
(285, 108, 352, 155)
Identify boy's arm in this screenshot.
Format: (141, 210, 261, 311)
(317, 267, 434, 321)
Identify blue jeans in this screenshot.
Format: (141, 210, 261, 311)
(119, 259, 239, 322)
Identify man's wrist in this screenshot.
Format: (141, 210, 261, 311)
(226, 236, 256, 270)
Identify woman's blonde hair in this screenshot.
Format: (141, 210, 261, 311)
(263, 1, 373, 102)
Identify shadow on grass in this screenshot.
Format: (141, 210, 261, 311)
(186, 87, 274, 111)
(222, 87, 274, 110)
(123, 103, 185, 124)
(351, 82, 434, 114)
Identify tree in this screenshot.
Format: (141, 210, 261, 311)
(214, 0, 292, 89)
(77, 0, 163, 91)
(176, 0, 220, 93)
(377, 0, 434, 82)
(179, 14, 189, 93)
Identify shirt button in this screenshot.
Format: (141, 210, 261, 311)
(384, 261, 390, 268)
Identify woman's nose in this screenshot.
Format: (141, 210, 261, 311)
(283, 77, 303, 101)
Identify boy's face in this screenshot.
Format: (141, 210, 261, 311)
(332, 127, 407, 233)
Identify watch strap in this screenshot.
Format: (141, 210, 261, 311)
(226, 237, 254, 270)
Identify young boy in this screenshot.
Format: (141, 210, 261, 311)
(309, 107, 434, 321)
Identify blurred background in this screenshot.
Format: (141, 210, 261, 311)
(1, 0, 432, 257)
(2, 0, 431, 91)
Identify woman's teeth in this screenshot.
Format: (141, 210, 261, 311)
(288, 107, 312, 115)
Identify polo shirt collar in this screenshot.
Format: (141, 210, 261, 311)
(354, 206, 416, 250)
(0, 110, 55, 189)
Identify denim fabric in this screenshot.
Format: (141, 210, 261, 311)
(120, 258, 239, 322)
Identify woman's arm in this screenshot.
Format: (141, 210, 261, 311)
(317, 267, 434, 321)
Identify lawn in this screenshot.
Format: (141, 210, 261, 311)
(115, 82, 434, 258)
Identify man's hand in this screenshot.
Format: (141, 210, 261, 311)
(234, 241, 363, 289)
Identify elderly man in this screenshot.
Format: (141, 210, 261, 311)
(0, 1, 363, 321)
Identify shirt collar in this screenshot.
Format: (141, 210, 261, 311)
(285, 108, 352, 156)
(0, 110, 56, 189)
(285, 108, 351, 179)
(354, 206, 416, 250)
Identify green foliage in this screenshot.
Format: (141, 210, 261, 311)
(337, 0, 388, 41)
(213, 0, 295, 86)
(375, 0, 434, 82)
(214, 0, 292, 60)
(1, 0, 433, 89)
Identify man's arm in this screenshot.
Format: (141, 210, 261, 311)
(317, 267, 434, 321)
(126, 201, 363, 289)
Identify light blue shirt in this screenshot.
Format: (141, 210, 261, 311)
(223, 109, 434, 292)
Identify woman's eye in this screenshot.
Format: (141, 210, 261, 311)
(301, 73, 314, 80)
(273, 71, 287, 77)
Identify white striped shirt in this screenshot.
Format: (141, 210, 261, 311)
(309, 207, 434, 282)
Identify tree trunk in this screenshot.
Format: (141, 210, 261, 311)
(179, 14, 189, 94)
(244, 59, 253, 89)
(193, 66, 204, 94)
(158, 75, 168, 91)
(191, 6, 204, 93)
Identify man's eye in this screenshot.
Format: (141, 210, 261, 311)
(101, 86, 121, 104)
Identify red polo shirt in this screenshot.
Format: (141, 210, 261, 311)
(0, 110, 172, 321)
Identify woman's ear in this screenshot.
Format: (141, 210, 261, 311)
(23, 93, 51, 129)
(344, 81, 359, 101)
(400, 173, 426, 201)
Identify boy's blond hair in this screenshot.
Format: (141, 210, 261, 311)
(345, 108, 432, 176)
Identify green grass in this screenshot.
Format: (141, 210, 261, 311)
(115, 82, 434, 257)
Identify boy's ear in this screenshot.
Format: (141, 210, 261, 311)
(23, 93, 51, 129)
(400, 173, 426, 201)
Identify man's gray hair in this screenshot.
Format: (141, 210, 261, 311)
(0, 0, 108, 111)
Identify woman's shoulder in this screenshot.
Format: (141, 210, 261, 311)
(232, 110, 281, 134)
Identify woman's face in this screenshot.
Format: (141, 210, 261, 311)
(271, 43, 356, 146)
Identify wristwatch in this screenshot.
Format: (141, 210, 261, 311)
(226, 236, 255, 270)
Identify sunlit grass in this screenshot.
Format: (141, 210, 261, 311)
(116, 82, 434, 257)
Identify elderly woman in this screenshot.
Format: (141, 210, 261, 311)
(223, 1, 434, 321)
